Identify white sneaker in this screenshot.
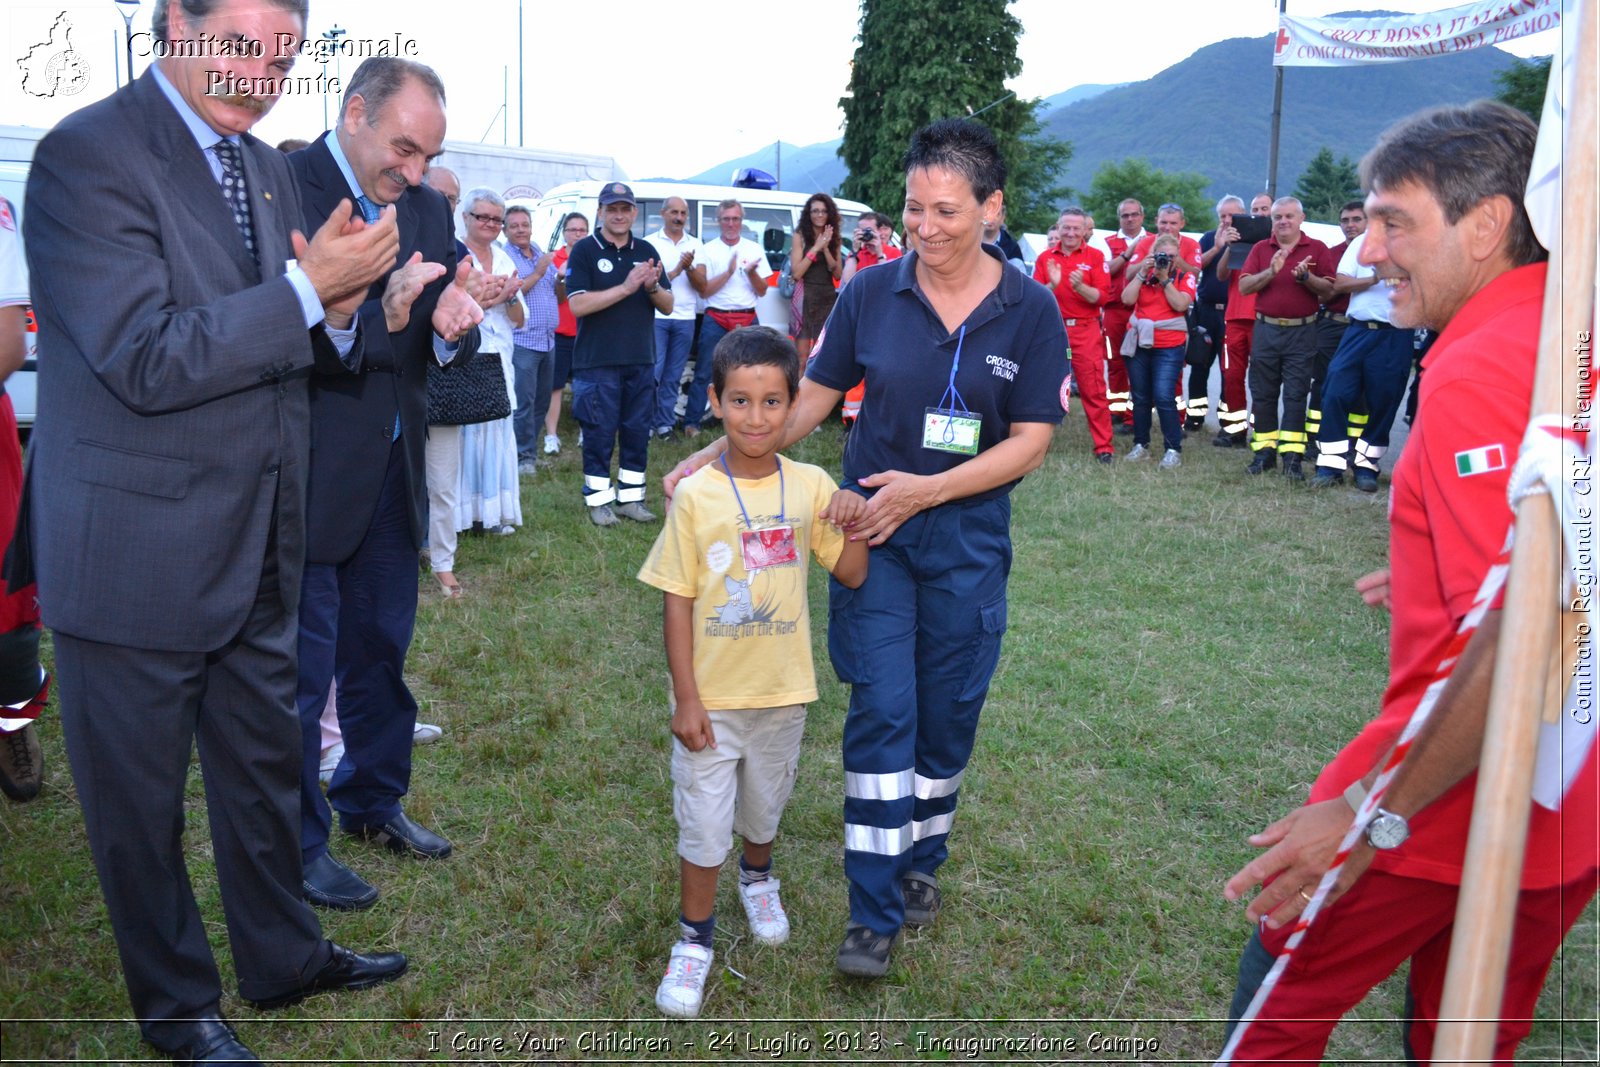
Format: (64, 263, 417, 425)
(542, 434, 560, 455)
(413, 722, 443, 745)
(318, 741, 345, 785)
(1124, 443, 1150, 461)
(1159, 448, 1182, 469)
(739, 878, 790, 945)
(517, 458, 537, 476)
(654, 941, 713, 1018)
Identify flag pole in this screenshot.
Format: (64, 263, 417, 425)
(1432, 4, 1598, 1062)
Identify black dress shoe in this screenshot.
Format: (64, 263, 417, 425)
(246, 941, 409, 1011)
(145, 1015, 261, 1066)
(302, 852, 379, 911)
(346, 809, 452, 859)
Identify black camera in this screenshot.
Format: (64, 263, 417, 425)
(1152, 251, 1173, 270)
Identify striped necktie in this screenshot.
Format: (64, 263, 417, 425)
(212, 140, 257, 262)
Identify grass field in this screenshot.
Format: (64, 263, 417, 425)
(1, 410, 1594, 1064)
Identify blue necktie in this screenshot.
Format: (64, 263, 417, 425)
(213, 140, 257, 263)
(357, 195, 380, 224)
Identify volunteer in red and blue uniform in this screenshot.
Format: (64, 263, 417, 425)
(667, 118, 1066, 979)
(1033, 206, 1112, 462)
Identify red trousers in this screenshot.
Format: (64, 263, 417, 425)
(1068, 323, 1112, 454)
(1102, 308, 1133, 424)
(1220, 319, 1254, 439)
(1232, 867, 1598, 1064)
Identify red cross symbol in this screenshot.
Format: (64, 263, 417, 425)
(1275, 24, 1291, 54)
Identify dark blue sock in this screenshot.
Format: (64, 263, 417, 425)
(678, 913, 715, 948)
(738, 856, 772, 886)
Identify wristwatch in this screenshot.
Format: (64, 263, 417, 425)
(1364, 807, 1411, 850)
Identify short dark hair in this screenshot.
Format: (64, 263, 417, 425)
(505, 205, 531, 225)
(711, 326, 799, 400)
(1360, 100, 1544, 266)
(152, 0, 309, 44)
(341, 57, 447, 123)
(903, 119, 1006, 204)
(1341, 199, 1367, 215)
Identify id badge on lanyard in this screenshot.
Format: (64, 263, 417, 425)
(923, 324, 981, 455)
(720, 455, 797, 573)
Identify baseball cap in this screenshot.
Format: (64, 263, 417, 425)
(597, 182, 637, 207)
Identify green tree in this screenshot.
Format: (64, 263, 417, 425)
(838, 0, 1068, 231)
(1082, 158, 1210, 231)
(1494, 54, 1552, 120)
(1293, 146, 1361, 223)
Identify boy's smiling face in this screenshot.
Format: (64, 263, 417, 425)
(710, 363, 794, 479)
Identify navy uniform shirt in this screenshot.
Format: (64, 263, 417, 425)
(566, 232, 664, 370)
(807, 244, 1067, 504)
(1196, 230, 1230, 306)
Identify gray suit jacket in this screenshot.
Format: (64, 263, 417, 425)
(22, 71, 345, 651)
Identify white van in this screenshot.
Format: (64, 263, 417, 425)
(525, 181, 874, 331)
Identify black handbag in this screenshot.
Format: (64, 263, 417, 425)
(427, 349, 511, 426)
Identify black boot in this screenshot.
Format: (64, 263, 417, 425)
(1282, 454, 1305, 481)
(1245, 449, 1277, 475)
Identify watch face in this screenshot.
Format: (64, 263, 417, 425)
(1366, 810, 1411, 850)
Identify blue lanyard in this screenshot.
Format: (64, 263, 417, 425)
(935, 325, 970, 444)
(719, 454, 785, 529)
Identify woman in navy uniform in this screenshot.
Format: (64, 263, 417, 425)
(668, 119, 1066, 977)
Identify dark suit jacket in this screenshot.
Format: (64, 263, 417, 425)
(21, 72, 346, 651)
(289, 135, 477, 563)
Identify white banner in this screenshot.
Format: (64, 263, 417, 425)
(1274, 0, 1562, 66)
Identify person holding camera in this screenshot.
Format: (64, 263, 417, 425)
(1119, 233, 1195, 469)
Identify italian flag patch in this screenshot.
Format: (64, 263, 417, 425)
(1455, 444, 1506, 477)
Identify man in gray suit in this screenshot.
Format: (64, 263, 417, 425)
(21, 0, 409, 1060)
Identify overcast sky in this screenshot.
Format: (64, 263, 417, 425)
(5, 0, 1555, 178)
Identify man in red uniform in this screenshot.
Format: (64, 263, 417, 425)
(1034, 207, 1112, 462)
(1220, 100, 1595, 1064)
(1103, 198, 1148, 432)
(1237, 197, 1333, 479)
(1212, 194, 1271, 447)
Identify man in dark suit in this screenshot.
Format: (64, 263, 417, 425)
(288, 56, 488, 910)
(20, 0, 411, 1061)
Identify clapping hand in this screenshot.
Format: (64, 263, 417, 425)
(432, 256, 485, 341)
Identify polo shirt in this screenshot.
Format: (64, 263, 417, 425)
(1241, 232, 1331, 319)
(553, 244, 577, 337)
(645, 228, 698, 321)
(1196, 230, 1229, 306)
(1319, 239, 1353, 315)
(697, 236, 768, 311)
(1339, 233, 1391, 323)
(1307, 263, 1596, 889)
(851, 243, 901, 272)
(1103, 230, 1147, 317)
(807, 244, 1066, 503)
(565, 233, 665, 370)
(1031, 244, 1108, 322)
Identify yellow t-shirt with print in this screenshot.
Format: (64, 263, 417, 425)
(638, 458, 845, 710)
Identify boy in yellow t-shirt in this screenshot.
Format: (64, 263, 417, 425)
(638, 326, 867, 1018)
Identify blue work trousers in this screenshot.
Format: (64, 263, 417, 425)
(1314, 323, 1416, 473)
(652, 318, 695, 433)
(830, 495, 1012, 935)
(572, 363, 653, 505)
